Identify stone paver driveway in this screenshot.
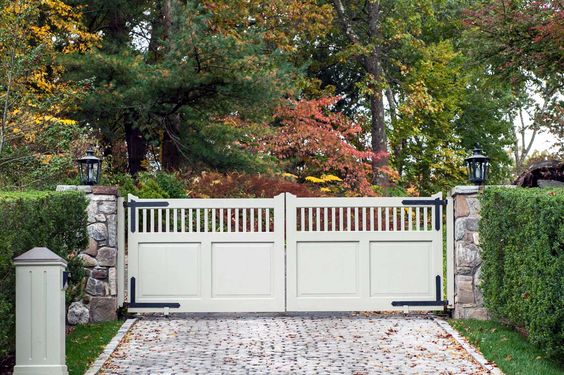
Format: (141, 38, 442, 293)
(100, 314, 488, 374)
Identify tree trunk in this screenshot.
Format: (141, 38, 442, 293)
(125, 124, 147, 176)
(161, 115, 181, 171)
(366, 2, 389, 186)
(333, 0, 389, 186)
(369, 90, 388, 184)
(149, 0, 183, 171)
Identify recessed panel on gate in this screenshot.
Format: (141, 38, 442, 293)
(138, 243, 201, 298)
(296, 241, 359, 297)
(369, 241, 432, 297)
(211, 243, 274, 298)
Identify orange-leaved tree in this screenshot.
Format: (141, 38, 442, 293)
(259, 97, 388, 196)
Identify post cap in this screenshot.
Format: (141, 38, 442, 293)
(13, 247, 67, 266)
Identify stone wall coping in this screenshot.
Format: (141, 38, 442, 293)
(56, 185, 119, 196)
(450, 185, 515, 196)
(92, 186, 119, 196)
(56, 184, 92, 193)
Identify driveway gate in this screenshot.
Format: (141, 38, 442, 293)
(126, 194, 285, 312)
(123, 193, 453, 313)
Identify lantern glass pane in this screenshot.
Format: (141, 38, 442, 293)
(474, 163, 482, 181)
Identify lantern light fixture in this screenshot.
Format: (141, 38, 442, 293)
(464, 144, 490, 185)
(77, 147, 102, 185)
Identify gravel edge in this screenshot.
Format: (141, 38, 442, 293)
(84, 318, 137, 375)
(433, 318, 504, 375)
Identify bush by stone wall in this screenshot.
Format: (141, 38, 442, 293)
(0, 191, 88, 360)
(480, 187, 563, 359)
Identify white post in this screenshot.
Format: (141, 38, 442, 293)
(117, 196, 125, 307)
(13, 247, 68, 375)
(446, 192, 455, 308)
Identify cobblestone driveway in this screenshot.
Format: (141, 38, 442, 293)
(100, 314, 488, 374)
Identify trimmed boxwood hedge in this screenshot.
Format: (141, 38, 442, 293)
(480, 187, 563, 359)
(0, 191, 88, 360)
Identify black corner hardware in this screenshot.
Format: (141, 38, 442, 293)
(391, 275, 448, 307)
(63, 271, 70, 288)
(401, 198, 447, 231)
(127, 199, 169, 233)
(128, 277, 180, 308)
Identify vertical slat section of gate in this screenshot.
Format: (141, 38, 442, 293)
(286, 193, 445, 311)
(127, 194, 285, 312)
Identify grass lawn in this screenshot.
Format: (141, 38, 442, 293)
(450, 319, 564, 375)
(66, 320, 124, 375)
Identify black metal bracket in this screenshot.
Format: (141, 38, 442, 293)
(126, 199, 169, 233)
(401, 197, 447, 231)
(62, 271, 70, 289)
(128, 277, 180, 309)
(391, 275, 448, 307)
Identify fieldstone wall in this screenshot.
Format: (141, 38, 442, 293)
(56, 185, 119, 323)
(451, 186, 488, 320)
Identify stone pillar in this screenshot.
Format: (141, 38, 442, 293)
(56, 185, 119, 322)
(13, 248, 68, 375)
(451, 186, 488, 319)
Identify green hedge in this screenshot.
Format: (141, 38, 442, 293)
(480, 187, 564, 359)
(0, 191, 88, 360)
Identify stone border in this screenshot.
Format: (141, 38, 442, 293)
(84, 318, 137, 375)
(433, 318, 503, 375)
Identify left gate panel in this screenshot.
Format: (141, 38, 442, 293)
(127, 194, 285, 313)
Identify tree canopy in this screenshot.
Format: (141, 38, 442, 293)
(0, 0, 561, 195)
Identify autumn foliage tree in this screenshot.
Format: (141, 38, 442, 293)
(258, 98, 384, 196)
(0, 0, 99, 188)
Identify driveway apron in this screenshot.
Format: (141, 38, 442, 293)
(100, 314, 488, 374)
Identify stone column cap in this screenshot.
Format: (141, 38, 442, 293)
(450, 185, 515, 196)
(92, 186, 119, 195)
(14, 247, 67, 266)
(56, 185, 93, 193)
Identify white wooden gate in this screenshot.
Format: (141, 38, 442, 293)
(126, 194, 285, 312)
(124, 193, 452, 313)
(286, 193, 447, 311)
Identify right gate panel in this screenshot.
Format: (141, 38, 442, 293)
(285, 193, 445, 311)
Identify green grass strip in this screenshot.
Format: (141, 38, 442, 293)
(66, 320, 123, 375)
(450, 319, 564, 375)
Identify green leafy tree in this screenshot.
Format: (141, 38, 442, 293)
(463, 0, 564, 167)
(310, 0, 515, 193)
(66, 0, 295, 176)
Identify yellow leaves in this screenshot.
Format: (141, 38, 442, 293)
(406, 186, 419, 197)
(305, 176, 324, 183)
(34, 115, 77, 126)
(282, 172, 298, 179)
(31, 25, 51, 41)
(40, 154, 53, 165)
(305, 174, 343, 184)
(322, 174, 343, 182)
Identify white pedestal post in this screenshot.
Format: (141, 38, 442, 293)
(13, 247, 69, 375)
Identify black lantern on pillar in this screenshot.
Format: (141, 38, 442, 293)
(77, 148, 102, 185)
(464, 144, 490, 185)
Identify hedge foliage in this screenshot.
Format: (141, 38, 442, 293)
(480, 188, 564, 359)
(0, 191, 88, 359)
